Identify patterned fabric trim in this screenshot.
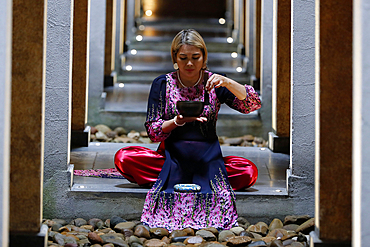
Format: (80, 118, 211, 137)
(73, 168, 125, 179)
(141, 168, 238, 231)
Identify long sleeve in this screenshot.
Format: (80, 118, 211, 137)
(145, 75, 171, 142)
(216, 84, 261, 114)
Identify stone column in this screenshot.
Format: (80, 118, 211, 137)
(353, 1, 370, 246)
(71, 0, 90, 147)
(245, 0, 255, 77)
(0, 0, 11, 245)
(43, 0, 74, 222)
(259, 0, 273, 140)
(115, 0, 124, 71)
(254, 0, 261, 82)
(10, 0, 48, 245)
(87, 0, 107, 126)
(311, 1, 352, 245)
(104, 0, 117, 87)
(269, 0, 290, 154)
(288, 0, 315, 217)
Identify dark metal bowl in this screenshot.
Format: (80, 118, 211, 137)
(176, 101, 205, 117)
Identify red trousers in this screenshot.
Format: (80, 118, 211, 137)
(114, 145, 258, 191)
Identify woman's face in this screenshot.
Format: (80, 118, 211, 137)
(176, 44, 204, 81)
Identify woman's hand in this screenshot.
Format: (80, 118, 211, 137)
(206, 74, 247, 100)
(205, 74, 231, 92)
(175, 115, 207, 125)
(162, 115, 207, 133)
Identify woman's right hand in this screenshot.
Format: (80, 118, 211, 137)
(162, 115, 207, 133)
(175, 115, 207, 125)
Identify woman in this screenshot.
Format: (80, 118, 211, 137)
(114, 29, 261, 231)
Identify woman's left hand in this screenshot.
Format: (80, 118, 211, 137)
(205, 74, 231, 92)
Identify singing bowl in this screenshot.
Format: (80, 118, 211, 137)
(176, 101, 205, 117)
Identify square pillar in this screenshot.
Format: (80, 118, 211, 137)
(43, 0, 74, 221)
(312, 1, 352, 245)
(71, 0, 91, 147)
(104, 0, 117, 87)
(259, 0, 273, 139)
(289, 0, 315, 217)
(353, 1, 370, 246)
(87, 0, 107, 126)
(254, 0, 261, 82)
(0, 0, 11, 245)
(10, 0, 48, 245)
(269, 0, 291, 154)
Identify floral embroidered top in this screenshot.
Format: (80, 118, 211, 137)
(145, 71, 261, 143)
(141, 71, 261, 231)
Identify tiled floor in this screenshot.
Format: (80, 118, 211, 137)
(71, 143, 289, 196)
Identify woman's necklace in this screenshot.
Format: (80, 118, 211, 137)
(177, 70, 203, 88)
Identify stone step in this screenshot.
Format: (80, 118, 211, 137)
(70, 143, 290, 223)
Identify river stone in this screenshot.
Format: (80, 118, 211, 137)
(88, 232, 104, 245)
(64, 244, 78, 247)
(239, 231, 254, 238)
(282, 239, 294, 246)
(282, 224, 299, 232)
(162, 236, 171, 244)
(218, 230, 235, 242)
(199, 242, 225, 247)
(289, 242, 305, 247)
(184, 236, 205, 244)
(132, 242, 144, 247)
(248, 222, 268, 236)
(43, 219, 56, 227)
(150, 228, 169, 238)
(123, 228, 134, 238)
(110, 216, 127, 228)
(261, 236, 276, 244)
(267, 229, 288, 239)
(129, 235, 142, 245)
(52, 223, 63, 232)
(230, 227, 245, 236)
(169, 230, 187, 239)
(71, 218, 87, 227)
(135, 225, 151, 238)
(53, 218, 68, 226)
(115, 222, 136, 232)
(171, 236, 189, 243)
(88, 218, 105, 230)
(106, 131, 117, 139)
(62, 233, 80, 241)
(104, 219, 111, 228)
(144, 239, 167, 247)
(64, 236, 78, 245)
(95, 131, 109, 141)
(114, 127, 127, 136)
(95, 124, 112, 134)
(182, 228, 195, 236)
(297, 233, 307, 243)
(283, 215, 311, 226)
(53, 233, 66, 246)
(250, 232, 263, 240)
(203, 227, 219, 237)
(100, 234, 128, 247)
(248, 241, 267, 247)
(128, 131, 140, 140)
(196, 230, 217, 241)
(296, 218, 315, 234)
(103, 244, 116, 247)
(270, 239, 284, 247)
(226, 236, 252, 246)
(169, 243, 186, 247)
(224, 137, 244, 146)
(269, 219, 283, 231)
(80, 224, 94, 232)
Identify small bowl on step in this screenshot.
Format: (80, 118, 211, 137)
(176, 101, 205, 117)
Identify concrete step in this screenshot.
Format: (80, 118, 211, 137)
(70, 143, 290, 223)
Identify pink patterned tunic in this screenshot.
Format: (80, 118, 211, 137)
(141, 71, 261, 231)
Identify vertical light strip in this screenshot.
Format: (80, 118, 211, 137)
(352, 0, 362, 246)
(272, 0, 277, 132)
(314, 0, 321, 233)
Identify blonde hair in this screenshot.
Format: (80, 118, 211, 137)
(170, 29, 208, 68)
